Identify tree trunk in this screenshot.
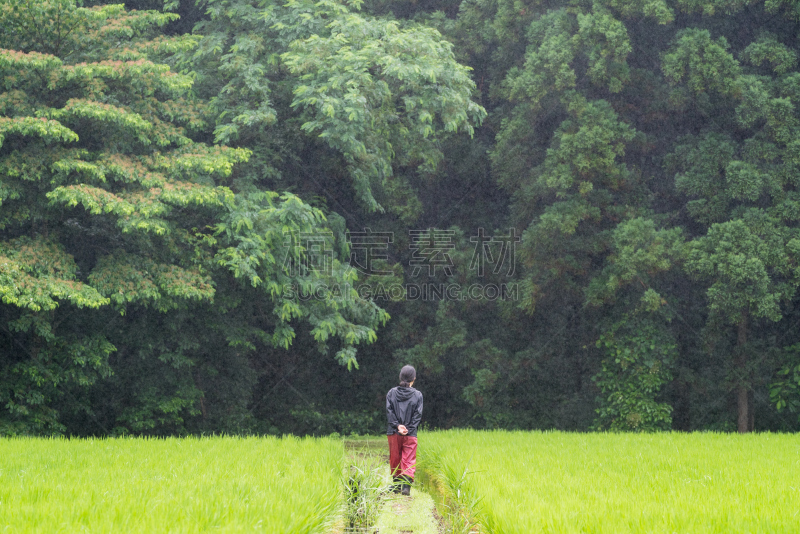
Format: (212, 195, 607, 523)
(737, 385, 749, 433)
(736, 311, 749, 434)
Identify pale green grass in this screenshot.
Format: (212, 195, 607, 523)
(376, 491, 439, 534)
(419, 430, 800, 533)
(0, 436, 341, 533)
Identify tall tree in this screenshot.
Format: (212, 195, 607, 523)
(418, 0, 800, 432)
(185, 0, 485, 218)
(664, 25, 800, 432)
(0, 0, 387, 434)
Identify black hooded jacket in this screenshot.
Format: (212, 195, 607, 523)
(386, 386, 423, 437)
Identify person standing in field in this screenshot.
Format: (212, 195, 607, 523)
(386, 365, 423, 496)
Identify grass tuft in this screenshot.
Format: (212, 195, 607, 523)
(343, 455, 386, 530)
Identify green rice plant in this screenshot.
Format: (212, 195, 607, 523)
(419, 430, 800, 533)
(418, 443, 481, 534)
(343, 454, 386, 530)
(0, 435, 341, 533)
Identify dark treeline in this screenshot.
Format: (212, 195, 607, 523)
(2, 0, 800, 436)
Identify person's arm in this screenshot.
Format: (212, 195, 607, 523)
(386, 390, 400, 433)
(407, 393, 423, 434)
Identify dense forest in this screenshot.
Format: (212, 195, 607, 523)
(2, 0, 800, 436)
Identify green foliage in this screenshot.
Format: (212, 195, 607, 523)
(189, 0, 485, 213)
(284, 14, 484, 210)
(213, 191, 390, 366)
(88, 251, 215, 312)
(662, 29, 741, 96)
(510, 91, 645, 312)
(742, 33, 797, 75)
(587, 217, 684, 307)
(0, 236, 109, 311)
(0, 0, 389, 434)
(466, 0, 800, 431)
(0, 1, 179, 59)
(341, 0, 800, 434)
(685, 216, 800, 323)
(7, 0, 800, 437)
(770, 343, 800, 419)
(593, 315, 676, 431)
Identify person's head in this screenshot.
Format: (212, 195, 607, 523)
(399, 365, 416, 387)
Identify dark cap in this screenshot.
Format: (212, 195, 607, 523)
(399, 365, 416, 386)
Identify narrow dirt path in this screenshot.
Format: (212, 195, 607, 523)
(374, 467, 440, 534)
(340, 437, 442, 534)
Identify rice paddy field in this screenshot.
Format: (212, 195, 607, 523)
(0, 436, 341, 533)
(1, 432, 799, 533)
(418, 430, 800, 533)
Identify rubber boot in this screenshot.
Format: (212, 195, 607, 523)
(401, 476, 412, 496)
(391, 477, 402, 494)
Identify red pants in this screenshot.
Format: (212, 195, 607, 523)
(388, 433, 418, 480)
